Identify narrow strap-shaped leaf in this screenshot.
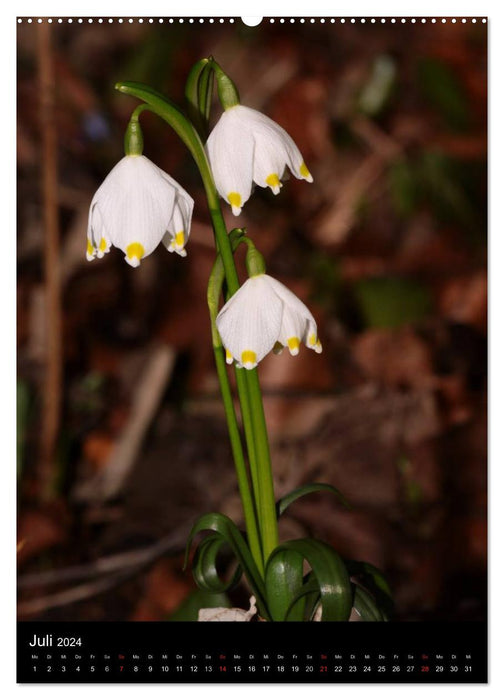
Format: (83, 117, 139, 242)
(192, 533, 243, 593)
(184, 512, 268, 616)
(277, 482, 351, 517)
(265, 549, 304, 621)
(266, 539, 352, 621)
(283, 573, 320, 621)
(346, 559, 393, 618)
(352, 585, 384, 622)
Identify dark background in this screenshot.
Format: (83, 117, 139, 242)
(17, 17, 487, 622)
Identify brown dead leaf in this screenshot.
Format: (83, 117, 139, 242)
(353, 328, 434, 389)
(439, 272, 487, 332)
(82, 432, 114, 471)
(130, 558, 192, 622)
(17, 506, 68, 566)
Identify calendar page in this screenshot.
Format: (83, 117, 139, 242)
(16, 13, 488, 684)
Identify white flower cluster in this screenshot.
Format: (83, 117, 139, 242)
(87, 101, 320, 368)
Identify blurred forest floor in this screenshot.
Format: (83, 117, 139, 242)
(17, 18, 487, 622)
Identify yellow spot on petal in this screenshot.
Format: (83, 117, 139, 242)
(241, 350, 257, 369)
(287, 337, 300, 355)
(225, 349, 234, 364)
(86, 239, 94, 256)
(174, 231, 185, 248)
(228, 192, 242, 215)
(99, 237, 107, 252)
(126, 242, 145, 262)
(308, 333, 317, 347)
(266, 173, 281, 191)
(300, 162, 313, 181)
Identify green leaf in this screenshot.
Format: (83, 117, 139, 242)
(185, 58, 214, 140)
(266, 539, 352, 621)
(184, 512, 268, 616)
(192, 533, 242, 594)
(277, 482, 350, 517)
(346, 560, 394, 619)
(168, 590, 231, 621)
(352, 585, 383, 621)
(265, 549, 304, 621)
(283, 573, 320, 621)
(353, 276, 431, 329)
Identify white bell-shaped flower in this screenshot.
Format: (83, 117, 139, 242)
(216, 274, 322, 370)
(206, 105, 313, 216)
(86, 155, 193, 267)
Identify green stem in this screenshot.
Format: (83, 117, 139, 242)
(234, 367, 261, 529)
(213, 346, 264, 575)
(206, 208, 279, 565)
(244, 370, 278, 561)
(205, 202, 279, 567)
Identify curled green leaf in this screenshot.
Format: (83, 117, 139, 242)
(265, 549, 304, 621)
(184, 512, 268, 616)
(346, 559, 393, 619)
(283, 572, 320, 621)
(277, 482, 351, 517)
(352, 585, 384, 621)
(266, 539, 352, 621)
(192, 533, 242, 593)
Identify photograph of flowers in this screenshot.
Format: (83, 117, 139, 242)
(16, 14, 487, 683)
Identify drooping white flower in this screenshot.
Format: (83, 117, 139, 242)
(216, 274, 322, 370)
(206, 105, 313, 216)
(86, 155, 193, 267)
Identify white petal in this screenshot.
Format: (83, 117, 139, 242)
(263, 275, 321, 354)
(237, 106, 312, 184)
(163, 186, 194, 255)
(216, 276, 283, 368)
(277, 305, 308, 355)
(305, 318, 323, 353)
(108, 157, 176, 253)
(206, 107, 254, 215)
(159, 167, 195, 235)
(87, 204, 111, 259)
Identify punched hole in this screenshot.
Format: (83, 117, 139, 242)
(241, 16, 263, 27)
